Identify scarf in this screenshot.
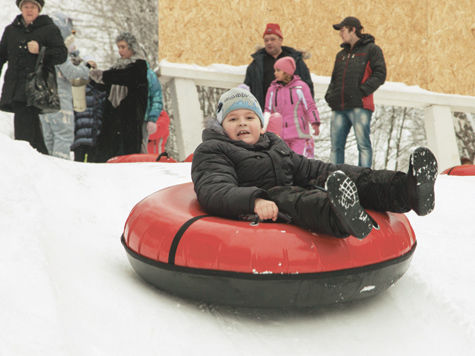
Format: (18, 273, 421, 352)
(108, 54, 143, 108)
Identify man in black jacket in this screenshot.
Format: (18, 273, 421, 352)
(325, 17, 386, 168)
(244, 23, 314, 110)
(0, 0, 67, 153)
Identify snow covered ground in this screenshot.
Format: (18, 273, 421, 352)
(0, 125, 474, 355)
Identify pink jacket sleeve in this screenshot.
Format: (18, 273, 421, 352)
(301, 82, 320, 125)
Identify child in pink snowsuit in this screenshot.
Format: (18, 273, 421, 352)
(264, 56, 320, 158)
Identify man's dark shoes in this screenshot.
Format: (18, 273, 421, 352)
(325, 171, 374, 239)
(408, 147, 438, 216)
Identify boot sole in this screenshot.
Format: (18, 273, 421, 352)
(411, 147, 438, 216)
(326, 171, 374, 239)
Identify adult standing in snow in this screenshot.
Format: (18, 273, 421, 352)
(39, 12, 92, 159)
(325, 17, 386, 168)
(244, 23, 314, 110)
(0, 0, 67, 153)
(89, 32, 147, 162)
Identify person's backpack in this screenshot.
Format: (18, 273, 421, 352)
(145, 62, 163, 122)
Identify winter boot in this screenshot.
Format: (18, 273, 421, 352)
(407, 147, 438, 216)
(325, 171, 374, 239)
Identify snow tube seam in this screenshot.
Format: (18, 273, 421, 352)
(122, 235, 417, 281)
(168, 214, 210, 265)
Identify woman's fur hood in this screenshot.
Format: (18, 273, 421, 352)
(253, 45, 311, 60)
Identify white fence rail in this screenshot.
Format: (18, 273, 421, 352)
(159, 61, 475, 171)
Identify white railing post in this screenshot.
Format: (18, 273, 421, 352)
(424, 105, 460, 171)
(168, 78, 203, 161)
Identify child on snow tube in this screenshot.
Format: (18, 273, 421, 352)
(191, 88, 438, 239)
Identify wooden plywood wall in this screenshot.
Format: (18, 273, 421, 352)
(159, 0, 475, 96)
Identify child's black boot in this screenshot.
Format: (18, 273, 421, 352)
(325, 170, 374, 239)
(407, 147, 438, 216)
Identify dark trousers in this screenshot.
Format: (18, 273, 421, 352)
(12, 102, 48, 154)
(268, 165, 410, 237)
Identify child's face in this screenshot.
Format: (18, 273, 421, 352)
(274, 68, 292, 82)
(222, 109, 264, 145)
(274, 68, 286, 82)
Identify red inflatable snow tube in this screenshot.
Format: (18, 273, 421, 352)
(441, 164, 475, 176)
(107, 153, 177, 163)
(107, 153, 194, 163)
(122, 183, 417, 308)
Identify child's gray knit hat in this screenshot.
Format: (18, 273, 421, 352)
(216, 88, 264, 126)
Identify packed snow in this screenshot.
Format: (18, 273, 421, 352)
(0, 121, 474, 355)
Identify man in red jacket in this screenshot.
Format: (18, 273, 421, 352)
(325, 17, 386, 168)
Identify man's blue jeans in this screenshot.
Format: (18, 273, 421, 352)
(330, 108, 373, 167)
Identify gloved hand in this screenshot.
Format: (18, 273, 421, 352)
(311, 122, 320, 136)
(146, 121, 157, 135)
(89, 69, 103, 83)
(266, 112, 283, 137)
(86, 60, 97, 69)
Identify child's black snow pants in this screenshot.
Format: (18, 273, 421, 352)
(267, 163, 411, 238)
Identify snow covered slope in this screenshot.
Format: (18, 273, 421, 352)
(1, 132, 474, 355)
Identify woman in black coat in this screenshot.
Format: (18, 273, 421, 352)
(89, 32, 148, 162)
(0, 0, 67, 153)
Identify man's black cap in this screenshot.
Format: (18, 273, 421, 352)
(333, 17, 363, 31)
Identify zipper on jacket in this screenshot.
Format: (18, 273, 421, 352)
(341, 52, 351, 110)
(264, 151, 279, 186)
(312, 111, 319, 123)
(289, 87, 294, 105)
(274, 88, 279, 107)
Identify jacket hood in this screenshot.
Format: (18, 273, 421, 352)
(204, 117, 226, 136)
(269, 74, 303, 88)
(341, 33, 375, 50)
(251, 46, 311, 60)
(50, 12, 74, 40)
